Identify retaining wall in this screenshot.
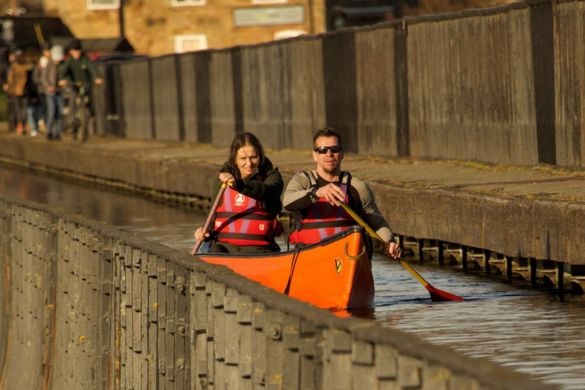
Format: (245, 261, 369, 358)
(0, 196, 554, 389)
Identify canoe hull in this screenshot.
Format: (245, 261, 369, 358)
(198, 227, 374, 310)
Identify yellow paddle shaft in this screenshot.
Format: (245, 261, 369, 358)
(339, 202, 430, 288)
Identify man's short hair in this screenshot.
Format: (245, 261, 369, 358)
(313, 126, 342, 148)
(67, 39, 82, 51)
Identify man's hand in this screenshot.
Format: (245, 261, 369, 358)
(58, 79, 67, 87)
(387, 241, 402, 260)
(94, 78, 103, 86)
(315, 183, 345, 206)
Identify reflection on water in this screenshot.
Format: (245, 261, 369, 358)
(373, 257, 585, 389)
(0, 166, 205, 233)
(1, 165, 585, 389)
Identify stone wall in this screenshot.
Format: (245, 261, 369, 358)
(0, 196, 554, 389)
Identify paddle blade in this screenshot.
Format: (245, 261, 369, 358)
(339, 202, 464, 302)
(399, 259, 463, 302)
(426, 284, 464, 302)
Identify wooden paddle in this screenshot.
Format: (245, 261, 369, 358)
(191, 182, 228, 255)
(339, 202, 464, 302)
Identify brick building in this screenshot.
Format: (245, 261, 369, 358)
(38, 0, 326, 56)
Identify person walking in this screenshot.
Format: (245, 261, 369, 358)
(58, 39, 102, 142)
(3, 50, 28, 135)
(283, 126, 401, 259)
(193, 132, 284, 254)
(25, 55, 41, 137)
(35, 44, 63, 140)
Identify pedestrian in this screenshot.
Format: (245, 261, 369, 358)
(193, 132, 284, 254)
(34, 44, 64, 140)
(0, 48, 11, 129)
(2, 50, 28, 135)
(283, 126, 401, 259)
(25, 55, 42, 137)
(58, 39, 102, 142)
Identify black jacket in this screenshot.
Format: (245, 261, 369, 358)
(218, 157, 283, 215)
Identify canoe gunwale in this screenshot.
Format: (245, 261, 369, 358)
(197, 225, 369, 260)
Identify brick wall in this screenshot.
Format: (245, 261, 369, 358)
(42, 0, 326, 56)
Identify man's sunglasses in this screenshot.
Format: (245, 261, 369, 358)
(314, 146, 343, 154)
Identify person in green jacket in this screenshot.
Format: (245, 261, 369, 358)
(58, 39, 102, 142)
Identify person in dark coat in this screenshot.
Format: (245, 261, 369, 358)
(193, 132, 284, 254)
(58, 39, 102, 141)
(35, 44, 64, 140)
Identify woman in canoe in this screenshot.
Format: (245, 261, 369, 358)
(193, 132, 284, 253)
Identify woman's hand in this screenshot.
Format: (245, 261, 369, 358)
(218, 172, 236, 187)
(194, 227, 208, 242)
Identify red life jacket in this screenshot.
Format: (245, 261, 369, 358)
(214, 187, 279, 246)
(288, 171, 355, 245)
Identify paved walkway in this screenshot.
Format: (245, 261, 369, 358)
(4, 127, 583, 201)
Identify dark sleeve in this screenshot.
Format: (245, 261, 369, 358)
(283, 171, 314, 212)
(236, 168, 283, 215)
(32, 65, 41, 86)
(57, 60, 69, 81)
(85, 57, 101, 80)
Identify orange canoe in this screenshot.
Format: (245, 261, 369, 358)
(197, 226, 374, 310)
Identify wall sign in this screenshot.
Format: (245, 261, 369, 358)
(234, 6, 304, 27)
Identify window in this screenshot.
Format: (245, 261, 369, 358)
(87, 0, 119, 10)
(171, 0, 206, 6)
(174, 35, 208, 53)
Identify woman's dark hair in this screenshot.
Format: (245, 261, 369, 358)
(228, 132, 266, 175)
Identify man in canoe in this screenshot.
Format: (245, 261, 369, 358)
(193, 132, 284, 253)
(283, 126, 401, 259)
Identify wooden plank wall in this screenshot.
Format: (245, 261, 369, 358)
(96, 0, 585, 168)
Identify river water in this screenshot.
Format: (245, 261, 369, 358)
(1, 165, 584, 389)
